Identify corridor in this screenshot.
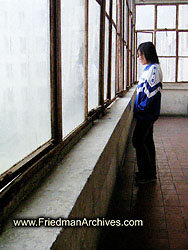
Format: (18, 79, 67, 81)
(98, 116, 188, 250)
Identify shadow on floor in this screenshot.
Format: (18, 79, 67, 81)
(97, 117, 188, 250)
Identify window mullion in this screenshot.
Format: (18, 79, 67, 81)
(107, 0, 113, 100)
(99, 0, 106, 109)
(50, 0, 62, 144)
(176, 4, 179, 83)
(84, 0, 89, 120)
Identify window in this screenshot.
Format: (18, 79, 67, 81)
(113, 0, 117, 25)
(0, 0, 51, 176)
(61, 0, 85, 137)
(88, 1, 100, 110)
(136, 3, 188, 83)
(157, 6, 176, 29)
(178, 5, 188, 82)
(111, 26, 116, 98)
(104, 16, 109, 100)
(156, 31, 176, 82)
(179, 5, 188, 29)
(136, 5, 154, 30)
(124, 1, 128, 87)
(122, 0, 135, 89)
(136, 32, 153, 80)
(178, 32, 188, 82)
(0, 0, 136, 197)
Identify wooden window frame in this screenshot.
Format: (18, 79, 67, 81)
(135, 2, 188, 83)
(0, 0, 61, 191)
(0, 0, 137, 207)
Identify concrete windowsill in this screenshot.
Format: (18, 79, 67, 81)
(163, 83, 188, 90)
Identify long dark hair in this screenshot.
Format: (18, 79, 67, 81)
(138, 42, 159, 64)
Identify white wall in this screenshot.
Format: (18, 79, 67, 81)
(161, 83, 188, 115)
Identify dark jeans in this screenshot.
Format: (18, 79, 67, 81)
(132, 119, 156, 177)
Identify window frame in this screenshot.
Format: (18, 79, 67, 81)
(135, 3, 188, 83)
(0, 0, 61, 191)
(0, 0, 136, 206)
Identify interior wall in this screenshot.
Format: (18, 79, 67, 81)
(161, 84, 188, 115)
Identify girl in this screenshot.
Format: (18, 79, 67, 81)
(132, 41, 163, 185)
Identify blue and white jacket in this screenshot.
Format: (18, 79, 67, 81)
(134, 63, 163, 121)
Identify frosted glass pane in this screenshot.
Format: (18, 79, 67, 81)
(124, 48, 127, 87)
(157, 6, 176, 29)
(61, 0, 85, 137)
(179, 5, 188, 29)
(0, 0, 51, 175)
(129, 16, 132, 45)
(104, 18, 109, 100)
(178, 58, 188, 82)
(156, 32, 176, 56)
(111, 27, 116, 98)
(137, 32, 152, 46)
(106, 0, 110, 15)
(136, 5, 154, 30)
(137, 59, 145, 81)
(88, 1, 100, 110)
(124, 5, 128, 41)
(113, 0, 116, 24)
(129, 0, 132, 11)
(129, 51, 132, 85)
(179, 33, 188, 56)
(159, 58, 175, 82)
(136, 32, 152, 81)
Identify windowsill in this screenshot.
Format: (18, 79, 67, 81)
(0, 86, 136, 250)
(163, 83, 188, 90)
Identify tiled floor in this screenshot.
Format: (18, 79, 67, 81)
(98, 117, 188, 250)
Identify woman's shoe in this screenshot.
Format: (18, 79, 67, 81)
(135, 174, 157, 185)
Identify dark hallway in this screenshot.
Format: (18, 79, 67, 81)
(98, 116, 188, 250)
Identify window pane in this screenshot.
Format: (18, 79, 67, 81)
(124, 47, 127, 88)
(122, 1, 124, 36)
(159, 57, 176, 82)
(61, 0, 85, 137)
(136, 32, 152, 81)
(137, 60, 145, 81)
(136, 5, 154, 30)
(111, 27, 116, 98)
(157, 6, 176, 29)
(137, 32, 152, 46)
(156, 31, 176, 56)
(129, 50, 132, 86)
(106, 0, 110, 15)
(129, 0, 132, 11)
(104, 18, 109, 100)
(113, 0, 116, 24)
(179, 32, 188, 56)
(129, 15, 132, 46)
(179, 5, 188, 29)
(88, 1, 100, 110)
(178, 58, 188, 82)
(124, 3, 128, 41)
(0, 0, 51, 175)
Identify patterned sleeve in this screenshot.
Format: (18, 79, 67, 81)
(137, 64, 162, 112)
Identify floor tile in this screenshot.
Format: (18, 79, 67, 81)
(97, 117, 188, 250)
